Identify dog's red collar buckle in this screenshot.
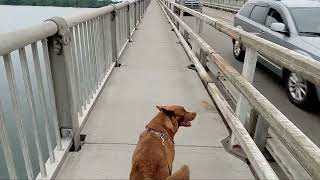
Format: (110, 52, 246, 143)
(145, 127, 174, 144)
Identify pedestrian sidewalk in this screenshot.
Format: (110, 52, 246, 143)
(56, 0, 253, 178)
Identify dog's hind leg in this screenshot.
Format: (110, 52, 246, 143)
(165, 165, 190, 180)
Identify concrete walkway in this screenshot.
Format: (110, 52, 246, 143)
(56, 0, 253, 179)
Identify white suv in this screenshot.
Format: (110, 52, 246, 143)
(233, 0, 320, 109)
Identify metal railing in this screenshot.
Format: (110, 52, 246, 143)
(0, 0, 150, 179)
(160, 0, 320, 179)
(201, 1, 241, 13)
(204, 0, 246, 7)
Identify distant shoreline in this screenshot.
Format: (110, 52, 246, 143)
(0, 4, 96, 8)
(0, 0, 117, 8)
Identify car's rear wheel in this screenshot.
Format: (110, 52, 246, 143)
(233, 40, 245, 61)
(285, 71, 317, 109)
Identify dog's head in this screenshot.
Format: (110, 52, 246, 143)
(156, 105, 197, 129)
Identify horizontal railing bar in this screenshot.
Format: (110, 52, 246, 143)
(203, 1, 241, 9)
(266, 129, 312, 179)
(35, 138, 73, 180)
(64, 0, 140, 27)
(0, 21, 57, 56)
(160, 3, 278, 179)
(202, 1, 241, 13)
(64, 6, 114, 28)
(0, 0, 142, 57)
(161, 1, 320, 179)
(114, 1, 130, 9)
(166, 1, 320, 86)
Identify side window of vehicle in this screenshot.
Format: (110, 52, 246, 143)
(265, 8, 284, 28)
(249, 5, 269, 25)
(239, 3, 254, 18)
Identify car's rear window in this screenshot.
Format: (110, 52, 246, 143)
(239, 3, 254, 18)
(249, 5, 269, 24)
(290, 7, 320, 36)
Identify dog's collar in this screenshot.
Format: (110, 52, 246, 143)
(145, 127, 174, 144)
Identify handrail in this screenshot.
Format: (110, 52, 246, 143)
(161, 0, 320, 179)
(159, 3, 278, 179)
(0, 0, 150, 179)
(64, 0, 141, 27)
(0, 21, 58, 56)
(0, 0, 143, 56)
(170, 1, 320, 86)
(202, 1, 240, 13)
(202, 0, 245, 7)
(64, 5, 114, 27)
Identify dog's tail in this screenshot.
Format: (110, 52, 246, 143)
(165, 165, 190, 180)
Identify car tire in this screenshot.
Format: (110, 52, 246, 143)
(285, 71, 317, 110)
(233, 39, 245, 61)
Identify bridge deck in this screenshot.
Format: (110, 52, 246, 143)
(56, 0, 253, 179)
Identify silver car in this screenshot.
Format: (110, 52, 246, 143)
(175, 0, 203, 12)
(233, 0, 320, 109)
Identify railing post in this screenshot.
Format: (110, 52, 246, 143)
(254, 116, 270, 152)
(127, 4, 132, 41)
(111, 7, 119, 66)
(178, 9, 184, 31)
(141, 0, 143, 18)
(141, 0, 144, 17)
(141, 0, 143, 17)
(142, 0, 145, 16)
(0, 101, 17, 179)
(230, 47, 258, 147)
(195, 17, 203, 34)
(191, 17, 203, 58)
(182, 30, 189, 43)
(199, 49, 207, 68)
(143, 0, 146, 16)
(245, 108, 259, 137)
(134, 2, 137, 26)
(170, 3, 175, 21)
(139, 0, 142, 20)
(46, 17, 81, 151)
(138, 1, 140, 22)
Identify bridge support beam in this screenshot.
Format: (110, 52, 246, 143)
(46, 16, 81, 151)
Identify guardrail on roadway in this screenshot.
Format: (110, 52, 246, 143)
(202, 1, 240, 13)
(0, 0, 150, 179)
(203, 0, 245, 7)
(160, 0, 320, 179)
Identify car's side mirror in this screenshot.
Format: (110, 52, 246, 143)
(270, 22, 287, 33)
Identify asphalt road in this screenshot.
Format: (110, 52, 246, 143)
(183, 7, 320, 147)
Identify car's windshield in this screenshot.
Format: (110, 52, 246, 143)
(290, 7, 320, 36)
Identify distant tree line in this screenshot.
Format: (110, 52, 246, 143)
(0, 0, 116, 7)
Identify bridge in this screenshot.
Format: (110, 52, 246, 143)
(0, 0, 320, 179)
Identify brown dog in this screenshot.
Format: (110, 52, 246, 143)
(130, 105, 197, 180)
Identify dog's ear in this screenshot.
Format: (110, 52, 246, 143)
(156, 106, 175, 117)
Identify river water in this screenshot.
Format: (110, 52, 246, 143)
(0, 5, 92, 179)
